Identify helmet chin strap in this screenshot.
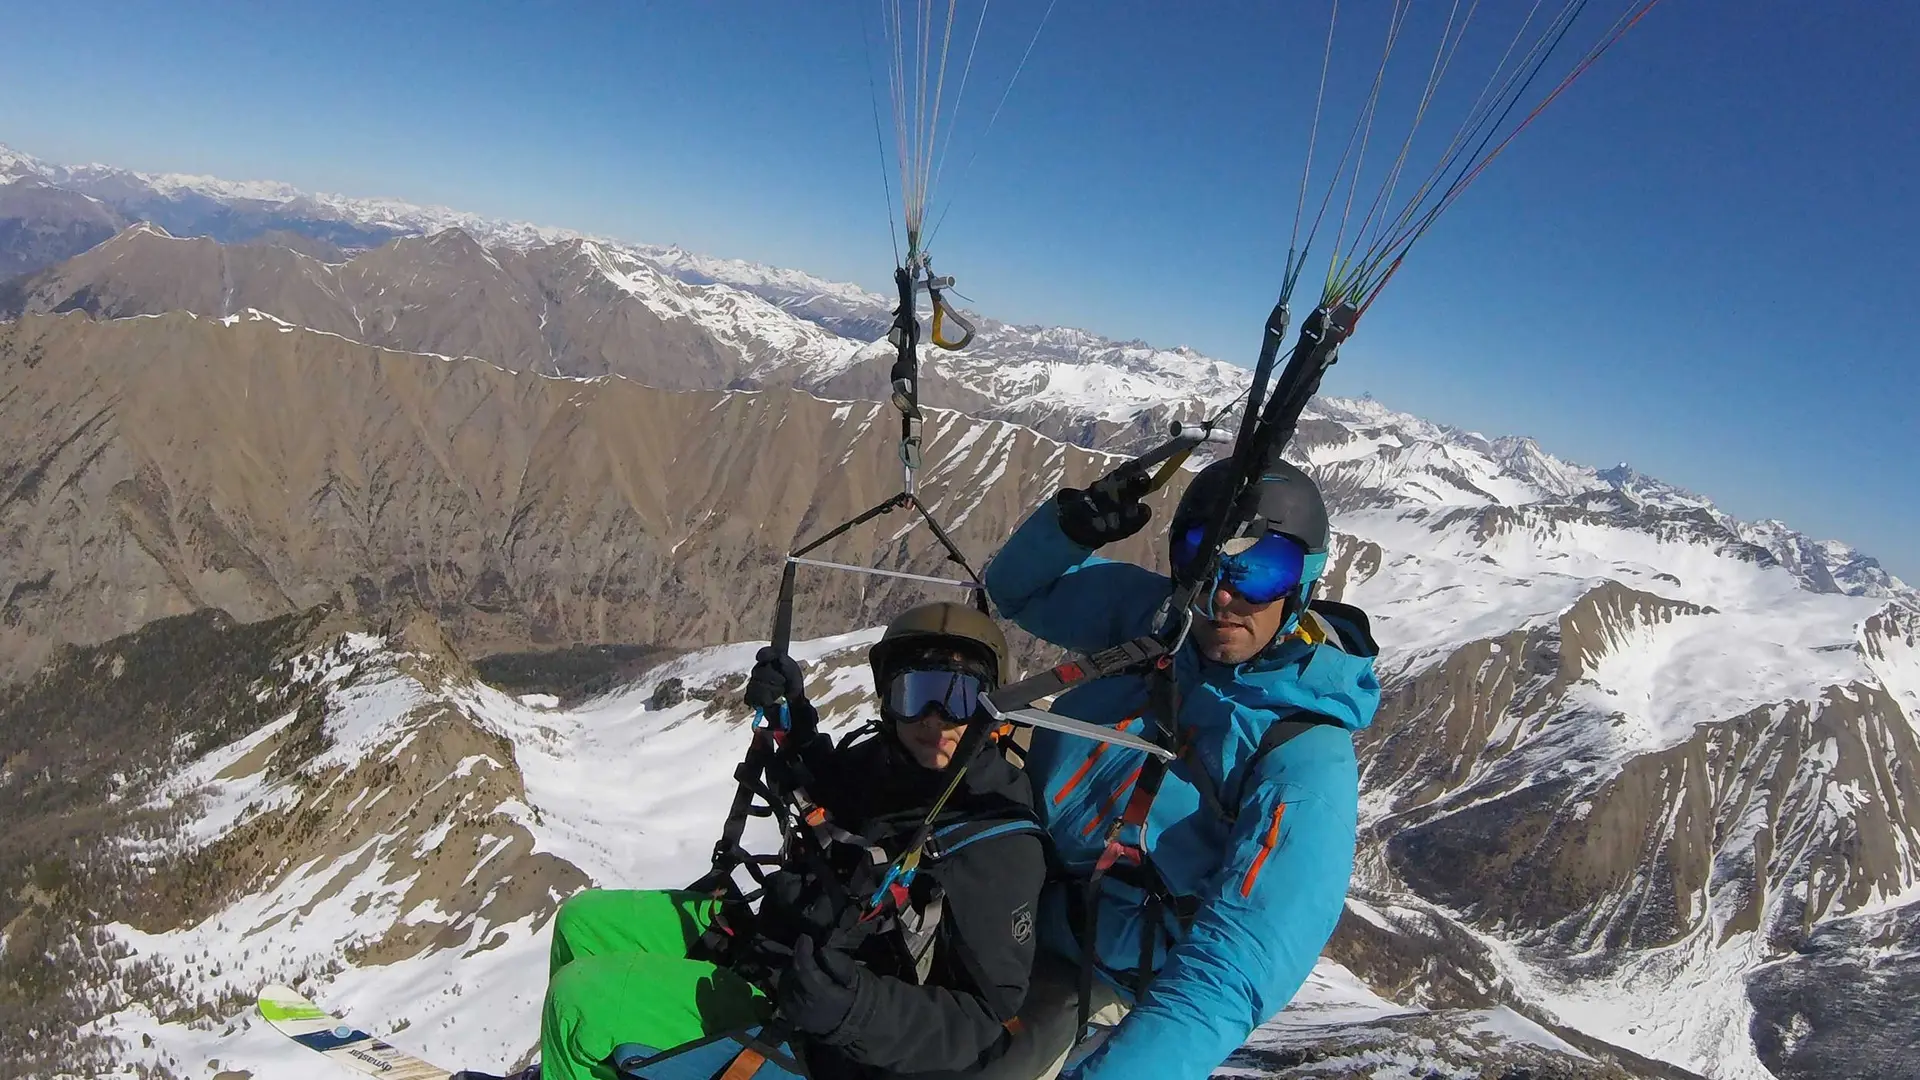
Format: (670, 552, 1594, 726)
(1187, 566, 1225, 621)
(1277, 589, 1307, 637)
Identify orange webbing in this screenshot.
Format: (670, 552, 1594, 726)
(717, 1047, 768, 1080)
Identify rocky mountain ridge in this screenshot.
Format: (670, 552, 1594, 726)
(3, 141, 1906, 600)
(0, 208, 1900, 606)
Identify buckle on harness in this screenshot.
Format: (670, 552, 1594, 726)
(862, 863, 916, 922)
(862, 880, 913, 923)
(1094, 838, 1143, 876)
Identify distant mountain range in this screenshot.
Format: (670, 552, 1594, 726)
(2, 141, 1916, 1080)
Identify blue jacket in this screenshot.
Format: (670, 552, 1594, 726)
(983, 500, 1381, 1080)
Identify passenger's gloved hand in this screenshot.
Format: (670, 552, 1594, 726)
(1055, 464, 1154, 549)
(777, 935, 866, 1042)
(745, 647, 818, 739)
(758, 867, 845, 947)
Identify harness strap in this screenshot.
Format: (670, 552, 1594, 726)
(925, 816, 1049, 858)
(1072, 879, 1098, 1037)
(1067, 646, 1356, 1030)
(1138, 893, 1162, 999)
(691, 740, 785, 897)
(717, 1046, 768, 1080)
(1222, 716, 1342, 826)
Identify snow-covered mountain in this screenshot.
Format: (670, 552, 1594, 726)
(1, 143, 577, 252)
(30, 482, 1914, 1077)
(7, 305, 1914, 1078)
(5, 141, 1919, 1080)
(35, 611, 1688, 1079)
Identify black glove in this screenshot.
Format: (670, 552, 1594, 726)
(776, 935, 865, 1041)
(1055, 464, 1153, 549)
(745, 647, 818, 739)
(757, 867, 846, 947)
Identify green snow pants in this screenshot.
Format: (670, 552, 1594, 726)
(541, 888, 773, 1080)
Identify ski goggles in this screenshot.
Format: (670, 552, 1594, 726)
(883, 667, 989, 725)
(1171, 523, 1319, 605)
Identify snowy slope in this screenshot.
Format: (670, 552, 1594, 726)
(76, 594, 1918, 1080)
(1336, 501, 1920, 1078)
(635, 242, 893, 332)
(78, 621, 1664, 1080)
(44, 411, 1916, 1080)
(573, 240, 866, 377)
(81, 625, 888, 1079)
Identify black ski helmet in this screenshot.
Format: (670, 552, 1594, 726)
(1170, 457, 1330, 582)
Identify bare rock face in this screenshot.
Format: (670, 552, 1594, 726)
(0, 223, 351, 327)
(0, 310, 1172, 681)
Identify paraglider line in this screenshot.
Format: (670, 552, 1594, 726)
(1361, 0, 1664, 308)
(1362, 0, 1557, 272)
(1348, 0, 1594, 298)
(924, 0, 1059, 248)
(1348, 0, 1481, 274)
(860, 0, 904, 264)
(929, 0, 992, 209)
(1282, 0, 1341, 305)
(1325, 0, 1415, 298)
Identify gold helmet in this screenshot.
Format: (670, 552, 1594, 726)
(868, 601, 1011, 690)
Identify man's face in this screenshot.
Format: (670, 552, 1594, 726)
(1190, 582, 1290, 665)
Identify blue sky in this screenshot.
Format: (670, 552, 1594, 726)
(2, 1, 1914, 577)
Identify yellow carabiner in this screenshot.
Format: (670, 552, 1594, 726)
(930, 293, 976, 351)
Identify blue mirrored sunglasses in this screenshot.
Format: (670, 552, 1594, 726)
(1171, 523, 1311, 605)
(884, 667, 987, 725)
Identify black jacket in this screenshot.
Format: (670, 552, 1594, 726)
(771, 727, 1048, 1079)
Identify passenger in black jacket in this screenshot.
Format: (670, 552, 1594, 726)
(450, 602, 1047, 1080)
(755, 601, 1048, 1079)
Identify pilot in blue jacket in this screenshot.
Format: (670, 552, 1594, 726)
(983, 457, 1381, 1080)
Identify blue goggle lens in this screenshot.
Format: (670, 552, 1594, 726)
(884, 668, 986, 725)
(1171, 524, 1310, 605)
